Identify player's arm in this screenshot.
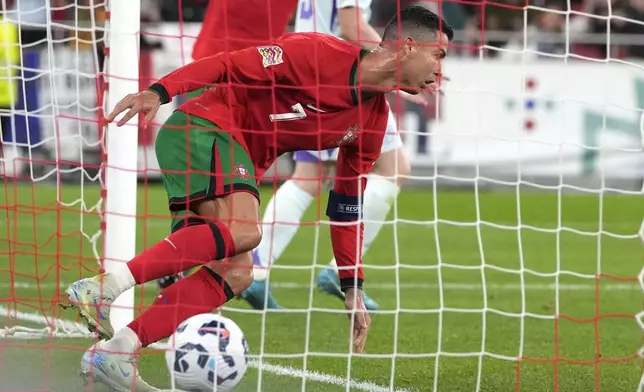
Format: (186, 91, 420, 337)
(149, 44, 306, 102)
(328, 144, 378, 291)
(105, 38, 312, 125)
(326, 128, 382, 353)
(337, 0, 381, 50)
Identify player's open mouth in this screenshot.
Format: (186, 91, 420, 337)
(423, 81, 436, 89)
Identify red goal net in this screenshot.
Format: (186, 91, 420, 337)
(1, 0, 643, 391)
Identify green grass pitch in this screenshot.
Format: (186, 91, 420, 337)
(0, 182, 642, 391)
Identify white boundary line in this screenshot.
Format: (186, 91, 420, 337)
(248, 361, 409, 392)
(270, 282, 638, 291)
(0, 305, 409, 392)
(2, 281, 638, 291)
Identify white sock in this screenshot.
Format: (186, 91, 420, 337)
(254, 180, 314, 279)
(329, 174, 399, 272)
(103, 266, 136, 298)
(101, 326, 141, 354)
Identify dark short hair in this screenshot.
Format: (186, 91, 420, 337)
(382, 6, 454, 42)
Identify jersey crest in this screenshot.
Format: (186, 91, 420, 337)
(233, 163, 249, 179)
(257, 46, 284, 67)
(337, 124, 359, 146)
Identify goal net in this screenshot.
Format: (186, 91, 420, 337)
(0, 0, 643, 391)
(1, 0, 106, 344)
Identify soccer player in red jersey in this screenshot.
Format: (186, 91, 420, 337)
(192, 0, 299, 60)
(156, 0, 298, 291)
(63, 7, 452, 389)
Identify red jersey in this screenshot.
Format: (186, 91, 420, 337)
(192, 0, 298, 60)
(153, 33, 389, 290)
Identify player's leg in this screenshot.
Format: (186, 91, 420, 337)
(156, 86, 208, 289)
(79, 195, 260, 392)
(109, 196, 260, 353)
(318, 110, 410, 310)
(67, 112, 262, 329)
(64, 112, 261, 390)
(241, 151, 334, 309)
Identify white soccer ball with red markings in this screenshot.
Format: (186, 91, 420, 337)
(165, 313, 249, 392)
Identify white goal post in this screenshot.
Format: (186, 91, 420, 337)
(102, 0, 140, 331)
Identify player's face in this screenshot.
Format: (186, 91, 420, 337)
(399, 32, 449, 94)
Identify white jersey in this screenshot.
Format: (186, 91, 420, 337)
(294, 0, 372, 36)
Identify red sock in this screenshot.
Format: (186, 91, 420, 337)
(127, 222, 236, 284)
(127, 267, 234, 347)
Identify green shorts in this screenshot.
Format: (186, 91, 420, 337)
(155, 110, 259, 219)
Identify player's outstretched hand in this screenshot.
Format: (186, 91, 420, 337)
(344, 288, 371, 353)
(105, 90, 161, 126)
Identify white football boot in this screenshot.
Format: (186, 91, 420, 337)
(61, 275, 116, 339)
(81, 341, 158, 392)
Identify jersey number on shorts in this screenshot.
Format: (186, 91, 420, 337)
(269, 103, 307, 122)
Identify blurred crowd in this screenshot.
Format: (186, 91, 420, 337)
(451, 0, 644, 60)
(144, 0, 644, 60)
(2, 0, 642, 59)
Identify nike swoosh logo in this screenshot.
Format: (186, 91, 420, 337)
(306, 104, 327, 113)
(118, 364, 130, 378)
(164, 236, 178, 250)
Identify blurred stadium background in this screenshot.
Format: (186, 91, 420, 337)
(0, 1, 643, 391)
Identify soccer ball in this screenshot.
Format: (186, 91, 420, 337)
(165, 313, 249, 392)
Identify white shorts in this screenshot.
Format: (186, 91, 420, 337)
(293, 108, 402, 163)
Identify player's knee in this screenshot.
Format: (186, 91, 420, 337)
(206, 252, 254, 294)
(223, 264, 254, 294)
(231, 224, 262, 254)
(193, 194, 262, 255)
(245, 227, 263, 251)
(207, 261, 253, 295)
(231, 252, 254, 294)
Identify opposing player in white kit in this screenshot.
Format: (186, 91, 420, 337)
(240, 0, 421, 310)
